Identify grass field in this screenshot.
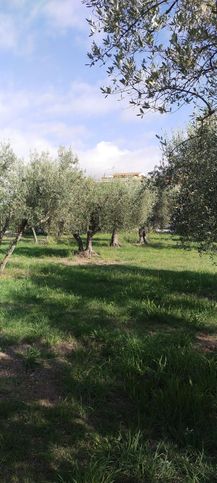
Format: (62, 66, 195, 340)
(0, 233, 217, 482)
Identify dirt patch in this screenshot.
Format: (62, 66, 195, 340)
(196, 333, 217, 352)
(0, 344, 65, 406)
(54, 340, 78, 357)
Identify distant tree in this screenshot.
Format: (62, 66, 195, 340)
(68, 176, 95, 252)
(130, 180, 156, 244)
(98, 179, 156, 246)
(0, 147, 81, 272)
(85, 0, 217, 120)
(24, 151, 58, 233)
(50, 146, 82, 240)
(100, 180, 134, 247)
(61, 175, 104, 256)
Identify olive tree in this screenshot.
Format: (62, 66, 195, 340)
(0, 147, 81, 272)
(85, 0, 217, 120)
(130, 180, 156, 244)
(0, 159, 29, 273)
(24, 151, 59, 236)
(70, 177, 104, 255)
(0, 143, 20, 243)
(53, 169, 104, 256)
(100, 179, 138, 246)
(153, 116, 217, 251)
(48, 146, 82, 240)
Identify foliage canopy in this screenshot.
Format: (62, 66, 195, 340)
(85, 0, 217, 119)
(153, 116, 217, 250)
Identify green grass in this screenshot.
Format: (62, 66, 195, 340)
(0, 232, 217, 482)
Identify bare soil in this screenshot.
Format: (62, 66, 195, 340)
(196, 333, 217, 352)
(0, 342, 75, 407)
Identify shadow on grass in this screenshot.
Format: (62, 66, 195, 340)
(147, 241, 190, 250)
(15, 245, 72, 258)
(1, 261, 217, 480)
(0, 340, 92, 482)
(20, 262, 217, 331)
(0, 237, 74, 259)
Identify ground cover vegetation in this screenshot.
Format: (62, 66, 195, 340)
(0, 232, 217, 482)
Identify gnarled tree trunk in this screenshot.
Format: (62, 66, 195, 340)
(73, 232, 84, 252)
(0, 216, 10, 245)
(0, 218, 28, 274)
(110, 227, 120, 247)
(138, 226, 149, 245)
(75, 229, 97, 258)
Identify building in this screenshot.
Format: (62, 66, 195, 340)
(101, 172, 145, 182)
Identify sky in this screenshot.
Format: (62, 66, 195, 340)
(0, 0, 192, 178)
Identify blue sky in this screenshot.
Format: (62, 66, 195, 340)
(0, 0, 191, 177)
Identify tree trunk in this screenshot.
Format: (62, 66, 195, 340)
(57, 220, 65, 239)
(0, 216, 10, 245)
(75, 229, 98, 257)
(138, 226, 149, 245)
(73, 232, 84, 252)
(110, 227, 120, 247)
(85, 230, 93, 256)
(46, 218, 52, 242)
(0, 218, 28, 274)
(31, 227, 38, 244)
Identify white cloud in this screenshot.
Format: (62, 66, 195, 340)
(0, 83, 90, 156)
(0, 4, 38, 54)
(0, 0, 88, 54)
(0, 83, 161, 175)
(0, 120, 89, 159)
(42, 81, 119, 117)
(0, 81, 118, 128)
(0, 128, 55, 158)
(0, 89, 30, 120)
(32, 121, 86, 140)
(78, 141, 161, 178)
(4, 0, 29, 7)
(0, 129, 161, 178)
(41, 0, 87, 31)
(0, 13, 18, 49)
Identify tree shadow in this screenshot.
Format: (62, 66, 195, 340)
(0, 340, 93, 482)
(20, 262, 217, 330)
(3, 261, 216, 342)
(146, 241, 189, 250)
(14, 245, 72, 258)
(1, 261, 217, 480)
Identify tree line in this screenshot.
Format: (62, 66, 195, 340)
(0, 144, 168, 273)
(1, 112, 216, 274)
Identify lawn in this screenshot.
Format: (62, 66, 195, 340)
(0, 233, 217, 482)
